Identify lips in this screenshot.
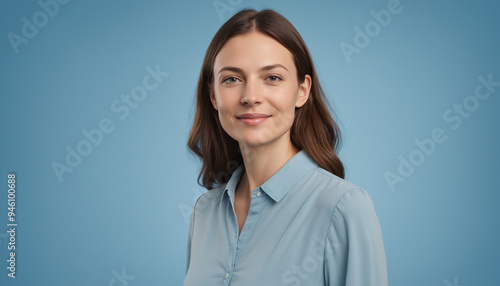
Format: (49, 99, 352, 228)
(236, 113, 271, 119)
(236, 113, 271, 126)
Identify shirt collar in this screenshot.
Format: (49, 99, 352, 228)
(225, 149, 319, 203)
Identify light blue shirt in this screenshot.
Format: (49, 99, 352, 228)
(184, 149, 387, 286)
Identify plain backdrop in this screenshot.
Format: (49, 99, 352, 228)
(1, 0, 499, 285)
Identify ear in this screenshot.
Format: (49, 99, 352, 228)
(209, 83, 218, 110)
(295, 74, 311, 108)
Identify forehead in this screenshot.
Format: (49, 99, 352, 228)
(214, 31, 295, 72)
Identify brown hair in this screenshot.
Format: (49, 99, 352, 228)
(187, 9, 344, 190)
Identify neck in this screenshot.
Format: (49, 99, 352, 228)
(237, 134, 299, 195)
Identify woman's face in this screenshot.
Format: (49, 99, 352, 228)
(211, 31, 311, 149)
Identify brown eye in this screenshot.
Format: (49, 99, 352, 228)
(266, 75, 282, 82)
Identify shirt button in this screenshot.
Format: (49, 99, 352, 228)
(225, 273, 230, 279)
(256, 192, 261, 197)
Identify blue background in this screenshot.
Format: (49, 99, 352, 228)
(1, 0, 499, 285)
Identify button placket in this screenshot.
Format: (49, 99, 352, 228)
(233, 188, 268, 266)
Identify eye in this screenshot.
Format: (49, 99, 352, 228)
(222, 77, 241, 83)
(266, 75, 282, 82)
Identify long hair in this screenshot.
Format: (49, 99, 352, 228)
(187, 9, 344, 190)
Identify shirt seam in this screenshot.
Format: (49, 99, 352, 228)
(324, 187, 363, 257)
(316, 168, 350, 184)
(191, 193, 204, 237)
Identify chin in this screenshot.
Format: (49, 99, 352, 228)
(235, 134, 271, 147)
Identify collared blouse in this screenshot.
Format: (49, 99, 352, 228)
(184, 149, 387, 286)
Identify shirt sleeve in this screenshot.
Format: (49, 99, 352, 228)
(323, 187, 388, 285)
(185, 197, 198, 276)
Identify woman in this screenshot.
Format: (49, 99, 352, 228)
(185, 8, 387, 286)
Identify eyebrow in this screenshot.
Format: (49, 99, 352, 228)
(217, 64, 288, 75)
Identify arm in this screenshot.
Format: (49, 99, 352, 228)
(324, 188, 388, 285)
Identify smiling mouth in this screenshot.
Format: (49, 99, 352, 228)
(236, 113, 271, 126)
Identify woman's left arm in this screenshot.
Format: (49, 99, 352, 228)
(323, 187, 388, 286)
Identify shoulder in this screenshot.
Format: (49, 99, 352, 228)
(191, 184, 226, 215)
(307, 167, 371, 207)
(313, 170, 381, 245)
(307, 168, 377, 225)
(330, 187, 377, 224)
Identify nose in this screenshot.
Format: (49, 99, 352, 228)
(241, 78, 262, 105)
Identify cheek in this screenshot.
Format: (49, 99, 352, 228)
(273, 86, 299, 113)
(219, 112, 234, 126)
(214, 94, 237, 126)
(214, 89, 238, 111)
(274, 87, 300, 127)
(216, 102, 236, 119)
(217, 111, 236, 138)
